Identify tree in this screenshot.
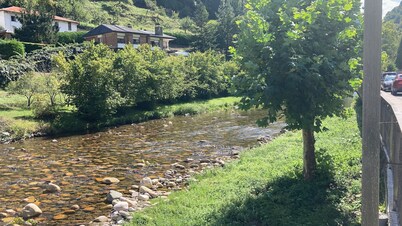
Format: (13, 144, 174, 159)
(216, 0, 235, 57)
(382, 21, 401, 65)
(180, 17, 194, 33)
(193, 1, 209, 28)
(61, 43, 123, 121)
(55, 0, 89, 22)
(234, 0, 362, 180)
(14, 0, 58, 43)
(192, 2, 218, 51)
(7, 72, 41, 107)
(395, 38, 402, 70)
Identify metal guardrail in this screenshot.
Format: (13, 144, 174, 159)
(380, 94, 402, 225)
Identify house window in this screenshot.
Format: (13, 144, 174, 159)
(117, 33, 126, 44)
(132, 39, 139, 44)
(11, 15, 16, 22)
(68, 22, 72, 31)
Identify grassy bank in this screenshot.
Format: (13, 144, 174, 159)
(128, 114, 362, 226)
(0, 91, 240, 140)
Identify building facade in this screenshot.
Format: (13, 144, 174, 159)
(0, 6, 79, 35)
(83, 24, 175, 50)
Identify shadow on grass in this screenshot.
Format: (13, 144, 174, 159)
(15, 115, 36, 120)
(207, 149, 359, 226)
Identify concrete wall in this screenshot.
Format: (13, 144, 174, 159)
(56, 21, 78, 32)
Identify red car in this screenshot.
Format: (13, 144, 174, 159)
(391, 74, 402, 95)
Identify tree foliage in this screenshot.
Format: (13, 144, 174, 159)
(0, 39, 25, 60)
(384, 1, 402, 31)
(14, 0, 58, 44)
(7, 72, 41, 107)
(234, 0, 362, 180)
(396, 37, 402, 70)
(61, 43, 123, 121)
(56, 42, 236, 121)
(216, 0, 236, 57)
(382, 21, 401, 68)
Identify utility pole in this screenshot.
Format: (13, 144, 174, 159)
(362, 0, 382, 225)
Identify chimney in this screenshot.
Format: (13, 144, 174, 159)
(155, 24, 163, 35)
(127, 24, 132, 28)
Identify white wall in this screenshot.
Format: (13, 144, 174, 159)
(0, 12, 22, 33)
(0, 11, 77, 33)
(0, 11, 6, 29)
(56, 21, 78, 32)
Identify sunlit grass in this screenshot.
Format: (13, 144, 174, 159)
(128, 114, 362, 226)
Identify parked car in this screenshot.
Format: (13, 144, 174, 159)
(383, 71, 397, 80)
(381, 74, 397, 91)
(391, 74, 402, 95)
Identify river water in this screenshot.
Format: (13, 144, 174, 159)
(0, 110, 285, 225)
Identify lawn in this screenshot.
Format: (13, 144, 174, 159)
(128, 113, 362, 226)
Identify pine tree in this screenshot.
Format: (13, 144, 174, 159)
(216, 0, 235, 57)
(192, 2, 217, 51)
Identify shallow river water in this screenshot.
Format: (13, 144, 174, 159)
(0, 110, 285, 225)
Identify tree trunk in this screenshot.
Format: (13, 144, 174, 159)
(302, 128, 316, 180)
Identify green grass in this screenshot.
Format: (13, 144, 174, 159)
(80, 1, 184, 34)
(127, 114, 362, 226)
(0, 90, 41, 139)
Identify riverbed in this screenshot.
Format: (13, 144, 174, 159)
(0, 110, 285, 225)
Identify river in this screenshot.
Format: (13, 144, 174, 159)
(0, 110, 285, 225)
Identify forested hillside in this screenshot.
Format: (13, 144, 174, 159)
(384, 1, 402, 31)
(0, 0, 244, 32)
(384, 2, 402, 70)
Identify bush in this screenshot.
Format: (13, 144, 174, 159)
(167, 32, 195, 46)
(57, 31, 87, 44)
(23, 42, 46, 53)
(62, 43, 124, 121)
(0, 39, 25, 59)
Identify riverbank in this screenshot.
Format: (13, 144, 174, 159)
(0, 91, 240, 143)
(128, 114, 362, 225)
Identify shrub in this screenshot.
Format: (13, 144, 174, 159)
(23, 42, 46, 53)
(62, 43, 124, 121)
(57, 31, 87, 44)
(167, 32, 195, 46)
(0, 39, 25, 59)
(31, 94, 58, 119)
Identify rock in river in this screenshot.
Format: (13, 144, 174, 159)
(102, 177, 120, 184)
(106, 190, 123, 204)
(93, 216, 109, 222)
(20, 203, 42, 219)
(113, 202, 129, 212)
(140, 177, 153, 188)
(44, 182, 61, 193)
(139, 186, 158, 198)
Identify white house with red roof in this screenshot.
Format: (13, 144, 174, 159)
(0, 6, 79, 36)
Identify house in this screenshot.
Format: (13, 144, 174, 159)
(0, 6, 79, 37)
(83, 24, 175, 50)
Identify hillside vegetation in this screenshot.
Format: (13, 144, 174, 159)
(0, 0, 241, 33)
(384, 1, 402, 31)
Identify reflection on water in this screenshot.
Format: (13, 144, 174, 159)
(0, 110, 285, 225)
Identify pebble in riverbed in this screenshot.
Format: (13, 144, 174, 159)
(20, 203, 42, 219)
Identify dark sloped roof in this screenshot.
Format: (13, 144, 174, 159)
(84, 24, 176, 39)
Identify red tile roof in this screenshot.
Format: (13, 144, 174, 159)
(0, 6, 79, 24)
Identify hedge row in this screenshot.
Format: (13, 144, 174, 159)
(0, 39, 25, 59)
